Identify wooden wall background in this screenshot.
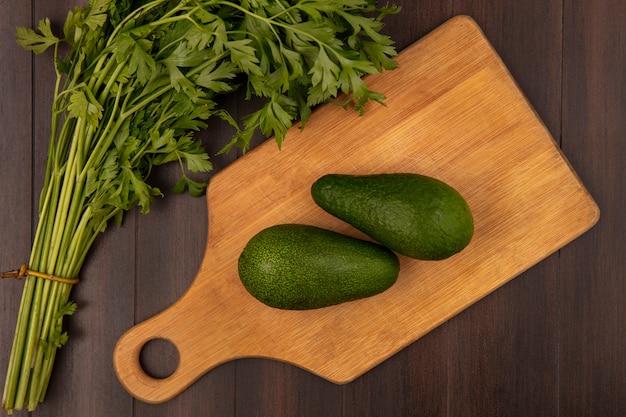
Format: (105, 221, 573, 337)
(1, 0, 624, 416)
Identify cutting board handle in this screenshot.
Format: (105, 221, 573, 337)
(112, 287, 245, 404)
(113, 326, 177, 404)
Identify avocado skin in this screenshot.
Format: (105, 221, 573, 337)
(311, 173, 474, 260)
(238, 224, 400, 310)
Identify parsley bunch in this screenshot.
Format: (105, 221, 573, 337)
(3, 0, 399, 412)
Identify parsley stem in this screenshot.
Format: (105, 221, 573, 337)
(91, 52, 120, 99)
(46, 121, 82, 271)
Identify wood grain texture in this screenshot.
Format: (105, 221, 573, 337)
(0, 2, 33, 415)
(444, 2, 566, 416)
(559, 0, 626, 415)
(1, 1, 624, 416)
(111, 15, 599, 404)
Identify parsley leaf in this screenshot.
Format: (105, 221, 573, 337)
(16, 18, 60, 54)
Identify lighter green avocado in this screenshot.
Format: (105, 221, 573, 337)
(311, 173, 474, 260)
(238, 224, 400, 310)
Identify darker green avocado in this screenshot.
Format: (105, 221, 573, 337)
(311, 173, 474, 260)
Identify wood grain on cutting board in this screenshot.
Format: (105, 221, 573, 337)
(113, 15, 599, 404)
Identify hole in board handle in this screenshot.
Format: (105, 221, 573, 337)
(139, 338, 180, 379)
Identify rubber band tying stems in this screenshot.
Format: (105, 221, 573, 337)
(1, 264, 79, 285)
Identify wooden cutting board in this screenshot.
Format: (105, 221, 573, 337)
(113, 15, 599, 403)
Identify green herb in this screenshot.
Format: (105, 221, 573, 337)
(2, 0, 398, 412)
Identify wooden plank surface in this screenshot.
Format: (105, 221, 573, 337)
(559, 1, 626, 416)
(112, 15, 599, 404)
(0, 1, 624, 416)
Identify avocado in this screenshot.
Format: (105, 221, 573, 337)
(238, 224, 400, 310)
(311, 173, 474, 260)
